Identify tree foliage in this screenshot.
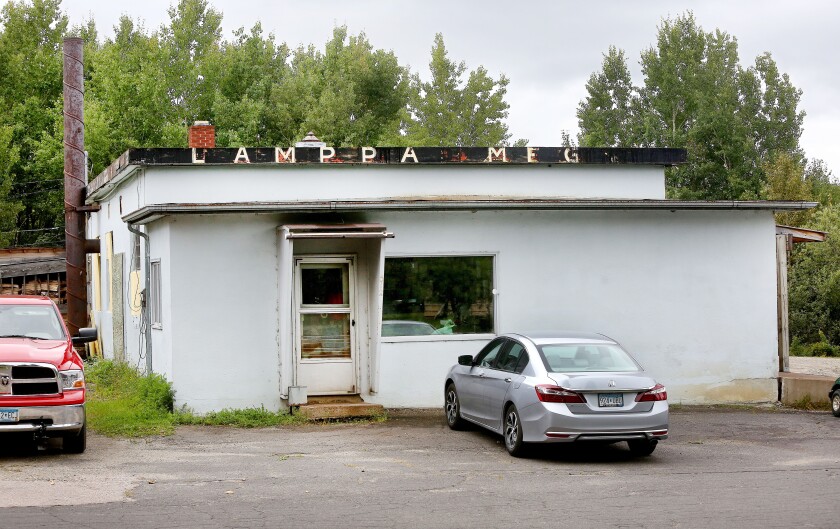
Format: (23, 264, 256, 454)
(399, 34, 513, 147)
(789, 204, 840, 347)
(577, 11, 806, 200)
(0, 0, 514, 247)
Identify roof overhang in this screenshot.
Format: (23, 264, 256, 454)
(122, 199, 818, 225)
(776, 224, 828, 243)
(281, 223, 394, 239)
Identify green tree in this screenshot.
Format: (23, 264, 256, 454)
(577, 46, 638, 147)
(788, 204, 840, 347)
(159, 0, 223, 127)
(401, 34, 512, 146)
(577, 12, 805, 200)
(0, 0, 67, 246)
(211, 23, 289, 146)
(264, 27, 407, 147)
(764, 152, 813, 226)
(0, 125, 23, 247)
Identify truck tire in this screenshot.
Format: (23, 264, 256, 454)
(63, 423, 86, 454)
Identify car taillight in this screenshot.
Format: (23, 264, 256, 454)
(635, 384, 667, 402)
(535, 385, 586, 403)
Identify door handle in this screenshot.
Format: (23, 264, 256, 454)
(504, 378, 512, 383)
(478, 371, 486, 377)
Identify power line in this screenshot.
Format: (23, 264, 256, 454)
(0, 226, 64, 234)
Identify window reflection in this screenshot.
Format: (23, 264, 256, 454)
(383, 256, 494, 336)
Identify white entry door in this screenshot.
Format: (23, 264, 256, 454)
(294, 257, 357, 395)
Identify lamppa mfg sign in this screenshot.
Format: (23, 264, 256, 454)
(177, 146, 685, 166)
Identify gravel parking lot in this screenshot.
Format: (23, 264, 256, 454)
(789, 355, 840, 378)
(1, 407, 838, 528)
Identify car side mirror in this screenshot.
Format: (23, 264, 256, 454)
(72, 327, 98, 346)
(458, 354, 474, 366)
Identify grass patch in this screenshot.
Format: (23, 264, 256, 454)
(787, 394, 832, 411)
(176, 407, 307, 428)
(85, 360, 322, 437)
(86, 360, 176, 437)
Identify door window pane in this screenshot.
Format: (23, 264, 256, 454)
(301, 265, 348, 306)
(475, 340, 505, 368)
(383, 256, 494, 335)
(300, 313, 351, 359)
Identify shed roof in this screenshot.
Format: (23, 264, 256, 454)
(122, 198, 818, 224)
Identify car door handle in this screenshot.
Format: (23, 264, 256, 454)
(478, 371, 486, 377)
(504, 378, 512, 383)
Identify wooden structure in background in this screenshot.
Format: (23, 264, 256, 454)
(0, 247, 67, 310)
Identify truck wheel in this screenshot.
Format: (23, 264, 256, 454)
(63, 424, 86, 454)
(832, 390, 840, 418)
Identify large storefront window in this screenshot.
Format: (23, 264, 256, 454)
(383, 256, 494, 336)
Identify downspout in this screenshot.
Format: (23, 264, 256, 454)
(127, 223, 152, 373)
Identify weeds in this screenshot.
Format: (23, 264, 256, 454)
(788, 394, 832, 411)
(176, 407, 307, 428)
(85, 359, 309, 437)
(85, 360, 176, 437)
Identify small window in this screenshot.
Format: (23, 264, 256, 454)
(150, 260, 162, 327)
(383, 256, 494, 336)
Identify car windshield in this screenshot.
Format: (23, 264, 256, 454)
(538, 343, 641, 373)
(0, 304, 66, 340)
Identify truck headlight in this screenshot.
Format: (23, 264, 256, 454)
(60, 370, 85, 390)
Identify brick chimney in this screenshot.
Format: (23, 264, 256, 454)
(188, 121, 215, 148)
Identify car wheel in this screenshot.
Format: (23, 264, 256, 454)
(445, 383, 466, 430)
(628, 439, 657, 457)
(832, 391, 840, 418)
(503, 404, 526, 457)
(63, 423, 86, 454)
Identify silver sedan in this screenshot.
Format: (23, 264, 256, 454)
(444, 331, 669, 457)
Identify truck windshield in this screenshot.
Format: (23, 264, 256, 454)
(0, 305, 66, 340)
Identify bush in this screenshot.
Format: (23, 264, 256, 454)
(789, 335, 840, 357)
(85, 359, 176, 437)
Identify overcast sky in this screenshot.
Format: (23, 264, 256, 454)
(61, 0, 839, 174)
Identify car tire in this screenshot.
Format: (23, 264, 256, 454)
(628, 439, 657, 457)
(832, 390, 840, 418)
(445, 383, 467, 430)
(503, 404, 527, 457)
(63, 423, 86, 454)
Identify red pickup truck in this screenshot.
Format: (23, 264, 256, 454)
(0, 295, 97, 453)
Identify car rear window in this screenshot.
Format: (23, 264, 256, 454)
(538, 343, 640, 373)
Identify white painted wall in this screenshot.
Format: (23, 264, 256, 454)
(167, 215, 282, 413)
(140, 164, 666, 204)
(371, 209, 779, 407)
(87, 171, 146, 367)
(86, 165, 780, 411)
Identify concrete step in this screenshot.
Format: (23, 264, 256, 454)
(306, 395, 364, 405)
(297, 402, 385, 420)
(779, 371, 835, 405)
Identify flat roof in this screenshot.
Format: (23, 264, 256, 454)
(88, 146, 687, 196)
(122, 198, 817, 224)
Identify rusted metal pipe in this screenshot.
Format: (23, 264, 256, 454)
(63, 37, 86, 349)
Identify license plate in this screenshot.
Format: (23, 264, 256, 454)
(0, 408, 19, 423)
(598, 393, 624, 408)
